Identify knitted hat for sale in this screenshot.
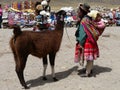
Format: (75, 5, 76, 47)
(41, 0, 48, 6)
(40, 10, 47, 15)
(36, 5, 43, 10)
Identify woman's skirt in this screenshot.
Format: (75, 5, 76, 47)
(84, 38, 99, 61)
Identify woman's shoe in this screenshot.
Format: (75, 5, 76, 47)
(80, 73, 92, 77)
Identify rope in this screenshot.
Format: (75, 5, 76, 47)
(64, 26, 74, 47)
(65, 26, 85, 66)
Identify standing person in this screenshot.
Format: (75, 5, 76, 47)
(75, 3, 90, 63)
(75, 4, 102, 77)
(0, 4, 3, 28)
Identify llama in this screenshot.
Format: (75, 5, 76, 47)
(10, 10, 66, 89)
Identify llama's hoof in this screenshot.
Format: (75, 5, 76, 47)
(24, 86, 30, 89)
(22, 84, 29, 89)
(53, 77, 58, 82)
(42, 77, 47, 81)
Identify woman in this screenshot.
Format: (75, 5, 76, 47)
(75, 3, 90, 63)
(75, 5, 104, 77)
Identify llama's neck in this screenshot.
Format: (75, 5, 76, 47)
(53, 21, 64, 51)
(54, 21, 64, 44)
(55, 21, 64, 31)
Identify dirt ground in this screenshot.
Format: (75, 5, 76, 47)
(0, 26, 120, 90)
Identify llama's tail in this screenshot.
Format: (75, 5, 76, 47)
(9, 25, 22, 63)
(13, 25, 22, 37)
(10, 36, 20, 65)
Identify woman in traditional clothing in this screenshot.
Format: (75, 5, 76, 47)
(74, 3, 90, 64)
(75, 4, 105, 77)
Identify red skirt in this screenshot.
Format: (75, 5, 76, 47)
(74, 38, 99, 63)
(84, 38, 99, 61)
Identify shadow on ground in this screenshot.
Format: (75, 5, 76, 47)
(26, 66, 78, 88)
(78, 65, 112, 77)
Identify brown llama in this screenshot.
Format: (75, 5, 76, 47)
(10, 10, 66, 89)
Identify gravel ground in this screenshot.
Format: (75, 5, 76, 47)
(0, 26, 120, 90)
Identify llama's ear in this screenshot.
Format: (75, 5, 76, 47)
(56, 10, 66, 19)
(62, 10, 66, 16)
(61, 10, 66, 17)
(56, 10, 66, 15)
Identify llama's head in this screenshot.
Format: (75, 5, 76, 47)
(56, 10, 66, 23)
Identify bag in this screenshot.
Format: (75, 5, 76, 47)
(76, 24, 87, 46)
(75, 24, 80, 37)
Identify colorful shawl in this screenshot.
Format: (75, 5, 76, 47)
(81, 16, 99, 48)
(75, 16, 99, 63)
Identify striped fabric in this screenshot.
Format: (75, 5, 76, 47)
(81, 16, 99, 61)
(84, 38, 99, 61)
(74, 39, 99, 62)
(74, 43, 82, 63)
(75, 16, 99, 62)
(81, 16, 99, 41)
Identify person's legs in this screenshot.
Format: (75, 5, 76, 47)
(86, 60, 93, 76)
(80, 60, 93, 77)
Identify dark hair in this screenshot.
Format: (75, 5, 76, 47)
(80, 8, 88, 15)
(76, 8, 88, 27)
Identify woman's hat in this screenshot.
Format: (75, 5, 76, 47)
(79, 3, 90, 13)
(36, 5, 43, 10)
(87, 10, 99, 20)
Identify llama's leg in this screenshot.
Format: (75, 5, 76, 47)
(42, 56, 48, 80)
(13, 53, 27, 88)
(15, 56, 29, 89)
(49, 53, 58, 81)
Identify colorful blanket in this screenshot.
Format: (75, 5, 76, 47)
(81, 16, 99, 48)
(74, 16, 99, 62)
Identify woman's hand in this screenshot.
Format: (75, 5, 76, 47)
(76, 41, 84, 49)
